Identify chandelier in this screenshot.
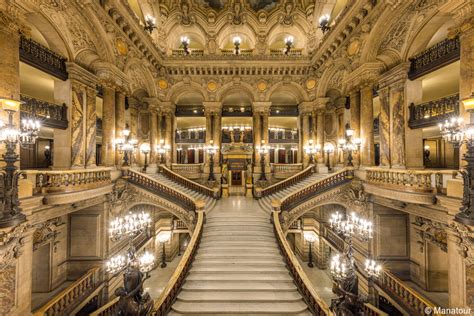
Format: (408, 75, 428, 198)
(439, 117, 472, 146)
(115, 125, 138, 166)
(329, 211, 373, 240)
(109, 211, 151, 242)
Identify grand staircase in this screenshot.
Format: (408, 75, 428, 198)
(169, 198, 312, 315)
(258, 173, 329, 213)
(148, 172, 217, 211)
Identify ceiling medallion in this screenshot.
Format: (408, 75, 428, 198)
(257, 81, 267, 92)
(116, 38, 128, 56)
(306, 79, 316, 90)
(207, 81, 218, 92)
(158, 79, 168, 90)
(347, 40, 360, 56)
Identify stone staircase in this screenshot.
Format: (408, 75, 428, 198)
(148, 172, 217, 212)
(169, 198, 312, 315)
(258, 173, 329, 213)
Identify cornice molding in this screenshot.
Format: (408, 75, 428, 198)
(66, 62, 98, 89)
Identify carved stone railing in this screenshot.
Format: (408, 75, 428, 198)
(280, 168, 354, 212)
(269, 49, 303, 57)
(377, 270, 438, 316)
(363, 303, 388, 316)
(220, 49, 253, 56)
(273, 212, 330, 315)
(271, 163, 303, 180)
(19, 35, 68, 80)
(20, 94, 68, 129)
(365, 168, 438, 193)
(173, 219, 187, 230)
(171, 163, 203, 180)
(152, 211, 204, 315)
(89, 297, 120, 316)
(171, 49, 205, 57)
(256, 165, 314, 198)
(408, 36, 460, 80)
(408, 94, 459, 129)
(125, 169, 197, 212)
(162, 166, 219, 198)
(34, 267, 101, 316)
(28, 168, 112, 193)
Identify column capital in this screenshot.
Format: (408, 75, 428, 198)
(143, 97, 160, 109)
(0, 3, 29, 35)
(448, 221, 474, 265)
(252, 101, 272, 115)
(96, 63, 130, 92)
(298, 101, 314, 114)
(203, 101, 222, 115)
(67, 62, 98, 90)
(378, 62, 410, 90)
(344, 62, 383, 91)
(440, 0, 474, 36)
(159, 101, 175, 114)
(314, 97, 330, 110)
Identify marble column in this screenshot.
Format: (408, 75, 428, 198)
(164, 111, 173, 166)
(390, 80, 406, 168)
(85, 87, 97, 168)
(129, 104, 139, 167)
(100, 86, 116, 167)
(301, 112, 311, 167)
(53, 80, 72, 169)
(148, 108, 158, 172)
(262, 111, 270, 172)
(349, 89, 361, 166)
(316, 109, 328, 173)
(360, 84, 375, 167)
(204, 109, 213, 176)
(378, 87, 391, 167)
(336, 106, 345, 167)
(115, 91, 126, 166)
(70, 83, 86, 169)
(253, 113, 262, 168)
(213, 112, 222, 169)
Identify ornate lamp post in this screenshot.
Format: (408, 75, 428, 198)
(304, 231, 317, 268)
(156, 139, 170, 165)
(140, 143, 150, 172)
(324, 142, 335, 170)
(338, 124, 361, 167)
(116, 125, 138, 166)
(0, 97, 40, 228)
(284, 35, 294, 55)
(304, 139, 320, 165)
(318, 14, 331, 34)
(157, 230, 171, 268)
(258, 140, 269, 181)
(233, 36, 241, 55)
(206, 140, 218, 181)
(180, 36, 190, 55)
(328, 211, 382, 314)
(144, 15, 157, 34)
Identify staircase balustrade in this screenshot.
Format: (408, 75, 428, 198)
(271, 163, 303, 179)
(28, 168, 112, 193)
(280, 168, 353, 212)
(162, 166, 219, 198)
(171, 163, 204, 180)
(153, 211, 205, 315)
(125, 169, 197, 212)
(272, 212, 330, 316)
(89, 298, 119, 316)
(34, 267, 101, 316)
(256, 165, 314, 198)
(363, 303, 388, 316)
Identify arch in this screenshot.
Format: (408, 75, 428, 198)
(216, 81, 258, 102)
(317, 62, 350, 97)
(165, 24, 207, 50)
(124, 58, 157, 97)
(265, 81, 308, 104)
(285, 200, 351, 231)
(125, 202, 192, 231)
(216, 24, 257, 49)
(166, 81, 209, 104)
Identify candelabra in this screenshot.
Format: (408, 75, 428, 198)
(157, 230, 171, 268)
(338, 124, 361, 167)
(140, 143, 150, 172)
(329, 211, 381, 314)
(0, 97, 41, 228)
(116, 125, 138, 166)
(304, 139, 320, 165)
(233, 36, 241, 55)
(324, 143, 335, 170)
(144, 15, 157, 34)
(318, 14, 331, 34)
(181, 36, 190, 55)
(304, 231, 317, 268)
(206, 140, 218, 181)
(156, 139, 170, 165)
(258, 140, 269, 181)
(284, 35, 294, 55)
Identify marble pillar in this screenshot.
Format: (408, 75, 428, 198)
(149, 109, 158, 170)
(316, 109, 328, 173)
(129, 105, 139, 166)
(53, 80, 72, 169)
(349, 89, 361, 166)
(253, 113, 262, 167)
(115, 91, 126, 166)
(360, 84, 375, 167)
(262, 111, 270, 171)
(390, 81, 406, 168)
(301, 112, 311, 167)
(213, 113, 222, 168)
(100, 86, 116, 167)
(85, 87, 97, 168)
(204, 110, 213, 175)
(378, 87, 391, 167)
(164, 111, 173, 166)
(70, 84, 86, 169)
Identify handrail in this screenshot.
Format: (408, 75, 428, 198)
(125, 169, 197, 212)
(257, 165, 314, 198)
(272, 211, 330, 316)
(34, 267, 101, 316)
(89, 297, 120, 316)
(363, 303, 388, 316)
(25, 168, 112, 193)
(152, 211, 205, 315)
(162, 166, 219, 198)
(280, 168, 353, 212)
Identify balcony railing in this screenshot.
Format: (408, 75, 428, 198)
(408, 94, 459, 129)
(221, 49, 253, 56)
(34, 267, 101, 316)
(408, 36, 460, 80)
(20, 94, 68, 129)
(171, 49, 205, 57)
(255, 165, 314, 198)
(19, 35, 68, 80)
(269, 49, 303, 57)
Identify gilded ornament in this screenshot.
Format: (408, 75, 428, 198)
(257, 81, 267, 92)
(305, 79, 316, 90)
(116, 38, 128, 56)
(207, 81, 218, 92)
(158, 79, 168, 90)
(347, 40, 360, 56)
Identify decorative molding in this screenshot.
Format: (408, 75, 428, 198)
(413, 216, 448, 252)
(20, 94, 68, 130)
(408, 93, 459, 129)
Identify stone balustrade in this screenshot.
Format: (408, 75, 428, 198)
(34, 267, 101, 316)
(271, 163, 303, 179)
(89, 298, 120, 316)
(256, 165, 314, 198)
(171, 163, 204, 180)
(26, 168, 112, 193)
(163, 166, 219, 198)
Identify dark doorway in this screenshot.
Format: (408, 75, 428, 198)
(231, 171, 242, 186)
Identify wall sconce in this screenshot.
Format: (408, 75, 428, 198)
(462, 92, 474, 111)
(233, 36, 241, 55)
(318, 14, 331, 34)
(181, 36, 190, 55)
(144, 15, 157, 34)
(284, 35, 294, 55)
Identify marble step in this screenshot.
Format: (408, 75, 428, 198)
(201, 235, 277, 242)
(190, 265, 288, 273)
(168, 311, 312, 316)
(192, 258, 285, 265)
(204, 226, 273, 232)
(177, 290, 303, 302)
(182, 280, 297, 291)
(198, 240, 278, 247)
(202, 230, 275, 237)
(195, 252, 282, 260)
(197, 247, 278, 254)
(186, 272, 292, 281)
(171, 300, 309, 315)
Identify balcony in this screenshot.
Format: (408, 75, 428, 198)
(408, 94, 459, 129)
(408, 36, 460, 80)
(176, 129, 206, 144)
(20, 94, 68, 129)
(269, 128, 298, 144)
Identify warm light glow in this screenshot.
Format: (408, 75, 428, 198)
(140, 142, 151, 154)
(122, 128, 130, 137)
(180, 36, 190, 45)
(324, 143, 335, 153)
(157, 230, 172, 243)
(145, 14, 156, 24)
(138, 251, 155, 273)
(319, 14, 330, 25)
(233, 36, 241, 45)
(0, 97, 21, 112)
(462, 93, 474, 111)
(303, 231, 317, 243)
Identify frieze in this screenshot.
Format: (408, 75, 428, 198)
(33, 217, 62, 251)
(449, 222, 474, 264)
(0, 224, 27, 272)
(413, 216, 448, 252)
